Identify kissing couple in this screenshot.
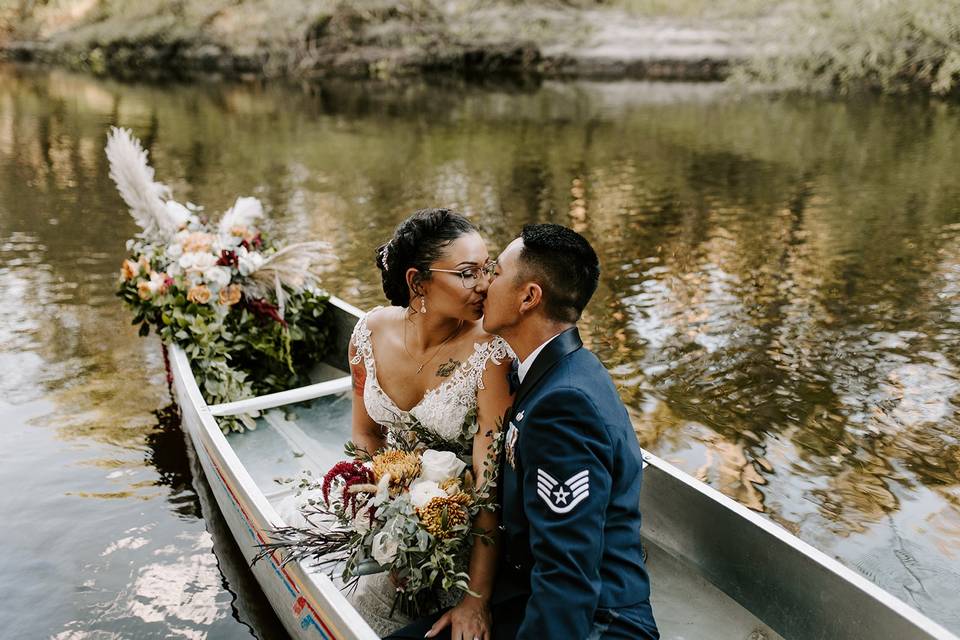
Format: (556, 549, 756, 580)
(346, 209, 659, 640)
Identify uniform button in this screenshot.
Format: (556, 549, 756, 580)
(497, 524, 506, 532)
(513, 563, 523, 570)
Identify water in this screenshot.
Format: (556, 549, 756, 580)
(1, 64, 959, 637)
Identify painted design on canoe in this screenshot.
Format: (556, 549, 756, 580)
(201, 441, 339, 639)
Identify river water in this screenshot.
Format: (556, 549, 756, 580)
(1, 64, 958, 638)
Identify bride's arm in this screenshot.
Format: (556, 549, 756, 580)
(349, 339, 385, 455)
(428, 352, 514, 639)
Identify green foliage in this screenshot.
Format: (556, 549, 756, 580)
(737, 0, 960, 97)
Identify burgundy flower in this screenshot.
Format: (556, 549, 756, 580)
(243, 297, 287, 327)
(217, 250, 238, 267)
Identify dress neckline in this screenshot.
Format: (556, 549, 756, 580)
(358, 309, 481, 415)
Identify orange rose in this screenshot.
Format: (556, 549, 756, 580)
(121, 259, 139, 281)
(187, 285, 212, 304)
(218, 284, 242, 306)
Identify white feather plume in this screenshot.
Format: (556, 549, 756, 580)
(105, 127, 179, 241)
(244, 241, 336, 317)
(219, 196, 264, 235)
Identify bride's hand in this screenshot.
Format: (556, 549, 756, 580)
(425, 596, 491, 640)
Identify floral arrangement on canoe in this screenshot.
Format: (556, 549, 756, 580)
(107, 127, 334, 433)
(259, 422, 499, 617)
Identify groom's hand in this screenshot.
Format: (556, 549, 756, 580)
(425, 596, 491, 640)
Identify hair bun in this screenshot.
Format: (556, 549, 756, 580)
(375, 209, 475, 307)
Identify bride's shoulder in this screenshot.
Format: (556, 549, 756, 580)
(358, 305, 402, 331)
(466, 325, 514, 363)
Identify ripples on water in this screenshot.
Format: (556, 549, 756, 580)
(0, 65, 958, 635)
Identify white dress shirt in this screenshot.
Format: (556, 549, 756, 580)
(517, 331, 565, 383)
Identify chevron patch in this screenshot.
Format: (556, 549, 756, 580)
(536, 469, 590, 514)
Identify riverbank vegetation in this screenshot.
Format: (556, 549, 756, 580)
(738, 0, 960, 97)
(3, 1, 960, 98)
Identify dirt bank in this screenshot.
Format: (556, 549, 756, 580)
(0, 2, 774, 82)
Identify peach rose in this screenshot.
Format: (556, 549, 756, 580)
(187, 285, 212, 304)
(138, 255, 151, 272)
(121, 259, 139, 281)
(137, 280, 153, 300)
(181, 232, 213, 254)
(218, 284, 242, 306)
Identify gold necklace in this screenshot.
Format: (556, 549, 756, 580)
(403, 316, 464, 374)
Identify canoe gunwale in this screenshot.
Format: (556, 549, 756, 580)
(209, 375, 352, 416)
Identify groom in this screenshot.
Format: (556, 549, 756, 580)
(388, 224, 658, 639)
(480, 224, 658, 639)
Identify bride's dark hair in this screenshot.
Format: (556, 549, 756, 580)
(376, 208, 476, 307)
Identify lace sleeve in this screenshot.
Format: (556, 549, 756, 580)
(472, 336, 515, 390)
(350, 307, 379, 367)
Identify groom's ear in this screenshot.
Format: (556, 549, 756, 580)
(518, 282, 542, 314)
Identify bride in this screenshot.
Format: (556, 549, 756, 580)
(347, 208, 514, 639)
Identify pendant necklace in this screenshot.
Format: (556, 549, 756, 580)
(404, 316, 464, 374)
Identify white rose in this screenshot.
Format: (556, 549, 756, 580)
(219, 232, 243, 250)
(165, 243, 183, 262)
(164, 200, 192, 228)
(203, 265, 232, 291)
(408, 478, 447, 508)
(179, 251, 218, 273)
(371, 530, 400, 565)
(419, 450, 467, 483)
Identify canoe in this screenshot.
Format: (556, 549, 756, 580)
(169, 295, 959, 640)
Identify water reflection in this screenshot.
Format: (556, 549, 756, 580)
(1, 63, 959, 633)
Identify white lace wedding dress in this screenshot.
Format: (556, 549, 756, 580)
(348, 308, 512, 636)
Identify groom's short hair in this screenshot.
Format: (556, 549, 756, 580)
(517, 224, 599, 323)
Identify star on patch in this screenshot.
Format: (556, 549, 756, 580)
(515, 410, 524, 421)
(536, 469, 589, 514)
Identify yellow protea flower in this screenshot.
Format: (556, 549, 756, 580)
(417, 494, 471, 540)
(371, 449, 420, 487)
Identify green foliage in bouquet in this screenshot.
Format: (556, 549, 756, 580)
(107, 127, 335, 432)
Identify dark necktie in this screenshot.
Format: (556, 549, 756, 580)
(507, 359, 520, 395)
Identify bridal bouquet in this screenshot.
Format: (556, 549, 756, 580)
(107, 127, 334, 432)
(261, 435, 498, 616)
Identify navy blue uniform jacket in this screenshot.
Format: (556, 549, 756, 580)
(497, 327, 654, 639)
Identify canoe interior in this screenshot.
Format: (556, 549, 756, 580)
(223, 387, 782, 640)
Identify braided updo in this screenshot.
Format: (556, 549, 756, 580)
(376, 208, 477, 307)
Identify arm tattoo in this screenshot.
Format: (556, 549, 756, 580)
(351, 360, 367, 396)
(435, 358, 460, 378)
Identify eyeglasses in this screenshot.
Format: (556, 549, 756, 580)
(427, 260, 498, 289)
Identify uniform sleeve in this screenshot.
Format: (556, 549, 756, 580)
(516, 387, 611, 640)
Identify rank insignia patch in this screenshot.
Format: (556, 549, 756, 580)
(536, 469, 590, 514)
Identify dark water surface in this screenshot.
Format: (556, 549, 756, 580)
(1, 64, 959, 637)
